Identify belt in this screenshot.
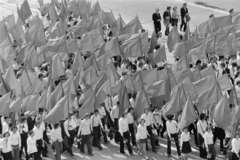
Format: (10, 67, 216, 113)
(12, 145, 19, 149)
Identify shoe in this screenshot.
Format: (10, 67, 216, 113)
(88, 153, 94, 156)
(120, 151, 126, 154)
(70, 153, 74, 156)
(130, 153, 134, 156)
(179, 156, 182, 159)
(99, 147, 103, 151)
(146, 148, 150, 151)
(80, 151, 85, 154)
(152, 150, 157, 153)
(104, 140, 110, 144)
(167, 154, 171, 157)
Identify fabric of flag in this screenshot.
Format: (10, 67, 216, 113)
(86, 15, 101, 32)
(134, 87, 150, 120)
(167, 26, 181, 52)
(124, 16, 143, 35)
(0, 93, 10, 116)
(45, 36, 68, 58)
(122, 34, 142, 58)
(20, 0, 32, 22)
(144, 80, 165, 98)
(45, 95, 69, 124)
(3, 65, 17, 89)
(181, 77, 198, 102)
(200, 65, 215, 79)
(116, 15, 126, 35)
(91, 1, 101, 16)
(95, 80, 110, 108)
(71, 24, 86, 38)
(63, 77, 76, 95)
(78, 0, 90, 20)
(22, 94, 39, 112)
(188, 43, 207, 63)
(218, 75, 232, 91)
(39, 89, 47, 109)
(151, 45, 166, 65)
(72, 51, 83, 75)
(52, 54, 65, 79)
(149, 31, 157, 53)
(10, 97, 22, 114)
(79, 90, 95, 118)
(190, 68, 202, 82)
(118, 83, 130, 118)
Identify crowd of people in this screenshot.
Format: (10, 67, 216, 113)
(0, 0, 239, 160)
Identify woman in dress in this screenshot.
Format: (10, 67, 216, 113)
(228, 132, 240, 160)
(180, 127, 192, 160)
(27, 130, 41, 160)
(136, 118, 149, 160)
(204, 126, 216, 160)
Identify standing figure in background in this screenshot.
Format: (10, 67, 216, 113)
(152, 8, 162, 34)
(163, 6, 171, 36)
(172, 6, 180, 26)
(180, 3, 188, 32)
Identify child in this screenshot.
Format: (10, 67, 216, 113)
(180, 127, 192, 160)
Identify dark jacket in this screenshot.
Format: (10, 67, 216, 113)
(152, 12, 161, 24)
(180, 7, 188, 18)
(163, 11, 171, 21)
(27, 116, 35, 131)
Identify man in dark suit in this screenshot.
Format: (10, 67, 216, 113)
(163, 6, 171, 36)
(180, 3, 188, 31)
(27, 115, 35, 131)
(152, 8, 161, 34)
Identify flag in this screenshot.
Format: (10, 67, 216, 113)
(181, 77, 198, 102)
(72, 51, 83, 74)
(188, 43, 207, 63)
(90, 1, 101, 16)
(3, 65, 17, 89)
(63, 77, 76, 95)
(190, 68, 202, 82)
(106, 62, 120, 86)
(73, 68, 81, 89)
(124, 16, 143, 34)
(193, 76, 216, 95)
(118, 83, 130, 118)
(0, 93, 10, 116)
(144, 80, 165, 98)
(79, 91, 95, 118)
(151, 45, 166, 65)
(59, 0, 68, 21)
(200, 65, 215, 78)
(45, 95, 69, 124)
(141, 68, 158, 84)
(149, 31, 158, 53)
(10, 97, 22, 114)
(99, 10, 118, 35)
(52, 54, 65, 79)
(79, 33, 94, 52)
(49, 20, 67, 38)
(22, 94, 39, 112)
(218, 75, 232, 91)
(229, 86, 239, 106)
(167, 26, 181, 52)
(77, 0, 90, 20)
(39, 89, 47, 109)
(71, 24, 86, 37)
(122, 34, 142, 58)
(84, 27, 104, 49)
(134, 87, 150, 120)
(86, 15, 101, 32)
(38, 3, 50, 16)
(183, 23, 190, 41)
(212, 93, 232, 130)
(95, 80, 110, 108)
(51, 82, 64, 109)
(116, 15, 126, 35)
(132, 71, 143, 92)
(178, 96, 197, 130)
(45, 36, 68, 58)
(20, 0, 32, 21)
(49, 2, 58, 23)
(96, 38, 122, 58)
(93, 73, 107, 94)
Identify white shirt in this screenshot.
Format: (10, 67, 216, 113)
(166, 120, 178, 137)
(127, 113, 134, 124)
(180, 132, 190, 148)
(119, 117, 129, 136)
(110, 105, 119, 120)
(91, 115, 103, 128)
(33, 126, 44, 140)
(27, 136, 38, 154)
(197, 120, 207, 137)
(136, 124, 148, 139)
(98, 106, 106, 118)
(18, 123, 29, 134)
(129, 98, 135, 108)
(141, 113, 153, 127)
(50, 127, 63, 142)
(9, 132, 21, 147)
(72, 115, 80, 127)
(64, 119, 77, 137)
(2, 122, 9, 135)
(0, 138, 12, 153)
(204, 131, 214, 147)
(231, 138, 240, 154)
(78, 119, 92, 135)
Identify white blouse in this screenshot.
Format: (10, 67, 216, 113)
(119, 117, 129, 136)
(180, 132, 190, 147)
(136, 124, 148, 139)
(27, 136, 38, 154)
(204, 131, 214, 147)
(232, 138, 240, 155)
(0, 138, 12, 153)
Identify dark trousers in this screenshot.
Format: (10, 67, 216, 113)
(198, 133, 207, 158)
(120, 131, 132, 154)
(167, 133, 181, 156)
(160, 117, 166, 138)
(20, 132, 29, 160)
(207, 144, 216, 160)
(180, 17, 187, 31)
(101, 117, 108, 143)
(80, 134, 92, 154)
(146, 125, 156, 151)
(114, 118, 120, 143)
(189, 123, 199, 146)
(30, 152, 41, 160)
(154, 125, 160, 146)
(128, 123, 136, 146)
(154, 23, 161, 34)
(213, 127, 225, 151)
(164, 20, 170, 35)
(67, 130, 75, 154)
(12, 146, 20, 160)
(171, 18, 178, 26)
(223, 137, 231, 155)
(2, 151, 13, 160)
(53, 141, 63, 160)
(36, 139, 43, 157)
(92, 125, 102, 149)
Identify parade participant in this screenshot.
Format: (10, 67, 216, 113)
(98, 104, 109, 143)
(152, 8, 161, 34)
(163, 6, 171, 36)
(50, 123, 63, 160)
(18, 117, 29, 160)
(63, 114, 76, 156)
(9, 126, 21, 160)
(172, 6, 180, 26)
(197, 113, 208, 158)
(228, 132, 240, 160)
(212, 121, 225, 152)
(180, 3, 189, 31)
(91, 109, 104, 150)
(27, 131, 41, 160)
(136, 118, 149, 160)
(166, 115, 181, 158)
(1, 132, 13, 160)
(33, 121, 45, 158)
(223, 127, 232, 155)
(119, 112, 133, 155)
(2, 117, 10, 135)
(127, 107, 136, 147)
(152, 107, 162, 147)
(73, 111, 80, 136)
(180, 127, 192, 160)
(204, 126, 216, 160)
(141, 108, 157, 153)
(110, 101, 120, 143)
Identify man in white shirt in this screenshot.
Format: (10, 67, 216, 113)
(98, 104, 109, 143)
(63, 114, 76, 156)
(91, 109, 104, 150)
(2, 117, 10, 135)
(10, 125, 21, 160)
(127, 107, 136, 147)
(33, 121, 45, 158)
(141, 108, 157, 152)
(166, 115, 181, 158)
(110, 101, 120, 143)
(19, 117, 29, 160)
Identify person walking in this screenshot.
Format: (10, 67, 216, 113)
(9, 126, 21, 160)
(180, 3, 188, 31)
(180, 127, 192, 160)
(33, 121, 45, 158)
(197, 113, 208, 159)
(163, 7, 171, 36)
(228, 132, 240, 160)
(204, 126, 216, 160)
(136, 118, 149, 160)
(18, 117, 29, 160)
(127, 107, 136, 148)
(77, 113, 93, 156)
(152, 8, 161, 34)
(172, 6, 180, 26)
(110, 101, 120, 143)
(50, 123, 63, 160)
(27, 131, 41, 160)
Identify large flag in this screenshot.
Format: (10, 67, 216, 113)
(149, 31, 158, 53)
(212, 93, 232, 130)
(200, 65, 215, 79)
(63, 77, 76, 95)
(178, 96, 197, 130)
(218, 75, 232, 91)
(22, 94, 39, 112)
(181, 77, 198, 102)
(83, 27, 104, 49)
(96, 38, 121, 58)
(45, 95, 69, 124)
(20, 0, 32, 22)
(79, 90, 95, 118)
(71, 24, 86, 38)
(116, 15, 126, 35)
(151, 45, 166, 65)
(10, 97, 22, 114)
(167, 26, 181, 52)
(0, 93, 10, 116)
(72, 51, 83, 74)
(86, 15, 101, 32)
(3, 65, 17, 89)
(144, 80, 165, 98)
(39, 89, 47, 109)
(190, 68, 202, 82)
(49, 20, 67, 39)
(118, 83, 130, 118)
(122, 34, 142, 58)
(124, 16, 143, 34)
(49, 2, 58, 23)
(77, 0, 90, 20)
(134, 87, 150, 120)
(51, 54, 65, 79)
(45, 36, 68, 58)
(188, 43, 207, 63)
(90, 1, 101, 16)
(95, 80, 110, 108)
(173, 40, 192, 59)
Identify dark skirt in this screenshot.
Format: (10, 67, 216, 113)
(182, 141, 192, 154)
(229, 152, 239, 160)
(140, 138, 147, 144)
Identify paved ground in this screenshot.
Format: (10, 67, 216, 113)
(0, 0, 237, 159)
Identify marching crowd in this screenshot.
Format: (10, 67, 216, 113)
(0, 0, 239, 160)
